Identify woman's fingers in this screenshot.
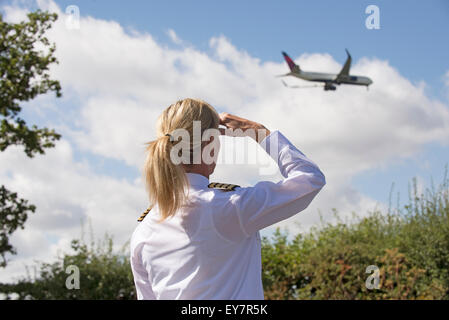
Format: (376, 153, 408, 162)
(219, 112, 230, 126)
(219, 112, 248, 129)
(218, 112, 270, 142)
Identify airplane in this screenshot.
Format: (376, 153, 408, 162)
(279, 49, 373, 91)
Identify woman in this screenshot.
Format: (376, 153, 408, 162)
(130, 98, 326, 299)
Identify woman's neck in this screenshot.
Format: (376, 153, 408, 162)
(182, 164, 211, 179)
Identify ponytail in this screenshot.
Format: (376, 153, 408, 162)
(143, 98, 219, 221)
(144, 134, 188, 221)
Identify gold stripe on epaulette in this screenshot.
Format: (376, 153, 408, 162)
(208, 182, 240, 192)
(137, 207, 151, 222)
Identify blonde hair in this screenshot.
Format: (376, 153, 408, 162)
(143, 98, 220, 221)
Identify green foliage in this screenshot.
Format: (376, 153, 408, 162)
(0, 234, 136, 300)
(0, 186, 36, 267)
(0, 10, 61, 156)
(0, 10, 61, 266)
(1, 171, 448, 299)
(262, 171, 449, 300)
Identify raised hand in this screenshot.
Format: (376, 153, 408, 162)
(218, 112, 271, 143)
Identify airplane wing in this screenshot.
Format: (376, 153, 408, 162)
(337, 49, 352, 77)
(281, 80, 323, 89)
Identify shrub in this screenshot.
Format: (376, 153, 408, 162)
(0, 234, 135, 300)
(262, 171, 449, 299)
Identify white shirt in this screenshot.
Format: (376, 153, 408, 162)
(130, 130, 326, 300)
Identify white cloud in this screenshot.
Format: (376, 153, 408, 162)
(167, 29, 182, 45)
(444, 70, 449, 101)
(0, 141, 147, 282)
(1, 0, 449, 283)
(1, 3, 29, 22)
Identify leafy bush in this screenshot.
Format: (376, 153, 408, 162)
(0, 234, 135, 300)
(262, 172, 449, 299)
(1, 171, 448, 299)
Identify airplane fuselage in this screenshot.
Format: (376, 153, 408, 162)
(289, 70, 373, 86)
(281, 50, 373, 91)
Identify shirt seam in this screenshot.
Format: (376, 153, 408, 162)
(234, 140, 290, 238)
(234, 194, 251, 238)
(209, 205, 242, 244)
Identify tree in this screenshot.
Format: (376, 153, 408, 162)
(0, 234, 136, 300)
(0, 186, 35, 267)
(0, 10, 61, 267)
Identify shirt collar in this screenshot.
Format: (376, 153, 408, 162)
(186, 172, 210, 188)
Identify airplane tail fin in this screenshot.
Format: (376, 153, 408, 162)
(282, 51, 301, 74)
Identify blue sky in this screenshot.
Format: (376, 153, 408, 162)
(49, 0, 449, 93)
(49, 0, 449, 205)
(13, 0, 449, 89)
(1, 0, 449, 281)
(2, 0, 448, 210)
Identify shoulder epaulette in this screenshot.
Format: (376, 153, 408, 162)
(137, 207, 151, 222)
(208, 182, 240, 192)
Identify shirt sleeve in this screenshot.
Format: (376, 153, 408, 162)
(226, 130, 326, 238)
(130, 242, 157, 300)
